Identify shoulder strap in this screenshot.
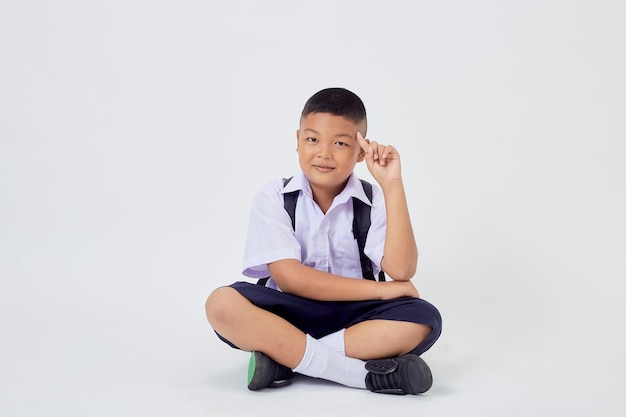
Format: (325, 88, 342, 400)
(257, 177, 297, 286)
(352, 180, 385, 281)
(282, 177, 298, 230)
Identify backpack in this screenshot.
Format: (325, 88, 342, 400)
(256, 177, 386, 286)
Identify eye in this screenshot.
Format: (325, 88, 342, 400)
(306, 137, 317, 143)
(335, 141, 348, 147)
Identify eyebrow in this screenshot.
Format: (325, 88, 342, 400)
(303, 128, 353, 139)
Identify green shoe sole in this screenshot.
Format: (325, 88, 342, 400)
(247, 351, 294, 391)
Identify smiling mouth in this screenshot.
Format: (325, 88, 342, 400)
(313, 165, 335, 170)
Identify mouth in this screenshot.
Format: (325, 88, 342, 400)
(313, 165, 335, 172)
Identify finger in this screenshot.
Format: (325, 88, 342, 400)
(356, 131, 370, 153)
(369, 140, 379, 160)
(374, 145, 386, 166)
(371, 142, 389, 164)
(380, 145, 396, 166)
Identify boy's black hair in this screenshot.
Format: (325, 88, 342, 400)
(301, 87, 367, 131)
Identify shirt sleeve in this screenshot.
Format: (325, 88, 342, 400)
(242, 182, 302, 278)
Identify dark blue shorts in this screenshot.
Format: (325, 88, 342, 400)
(216, 281, 442, 356)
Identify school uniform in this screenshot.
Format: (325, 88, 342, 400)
(218, 172, 442, 356)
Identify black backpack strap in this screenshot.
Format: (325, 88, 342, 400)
(282, 177, 298, 230)
(353, 180, 386, 282)
(257, 177, 297, 286)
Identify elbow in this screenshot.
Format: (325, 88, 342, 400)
(267, 259, 303, 293)
(387, 266, 416, 281)
(274, 275, 299, 294)
(382, 254, 417, 281)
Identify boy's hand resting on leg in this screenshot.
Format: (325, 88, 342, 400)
(379, 280, 420, 300)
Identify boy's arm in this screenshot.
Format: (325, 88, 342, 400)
(268, 259, 419, 301)
(378, 180, 418, 280)
(357, 132, 418, 281)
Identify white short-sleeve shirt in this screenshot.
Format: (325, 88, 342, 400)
(242, 172, 387, 290)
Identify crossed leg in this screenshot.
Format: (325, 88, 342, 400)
(205, 286, 431, 368)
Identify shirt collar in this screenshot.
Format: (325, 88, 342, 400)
(281, 172, 308, 195)
(281, 172, 372, 206)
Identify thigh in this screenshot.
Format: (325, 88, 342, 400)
(229, 281, 344, 338)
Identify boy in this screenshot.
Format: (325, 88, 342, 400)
(205, 88, 442, 395)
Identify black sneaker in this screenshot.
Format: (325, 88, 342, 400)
(365, 354, 432, 395)
(247, 351, 294, 391)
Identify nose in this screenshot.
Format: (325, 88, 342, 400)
(318, 143, 332, 160)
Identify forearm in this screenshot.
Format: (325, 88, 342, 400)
(269, 259, 381, 301)
(380, 180, 418, 280)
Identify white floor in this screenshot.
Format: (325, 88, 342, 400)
(2, 1, 625, 416)
(1, 261, 623, 417)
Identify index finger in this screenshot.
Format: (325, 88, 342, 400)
(356, 131, 370, 151)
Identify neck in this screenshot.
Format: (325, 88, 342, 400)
(309, 180, 348, 214)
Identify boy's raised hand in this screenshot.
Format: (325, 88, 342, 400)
(357, 132, 403, 184)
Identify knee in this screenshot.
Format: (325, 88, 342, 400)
(414, 323, 432, 345)
(204, 286, 239, 328)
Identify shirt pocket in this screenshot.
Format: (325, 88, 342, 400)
(332, 233, 362, 278)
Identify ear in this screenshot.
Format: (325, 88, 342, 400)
(295, 129, 300, 151)
(357, 148, 366, 162)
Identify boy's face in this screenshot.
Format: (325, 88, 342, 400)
(296, 112, 366, 197)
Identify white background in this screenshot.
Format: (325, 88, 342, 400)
(1, 1, 625, 416)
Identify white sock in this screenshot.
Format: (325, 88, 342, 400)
(293, 334, 367, 389)
(318, 329, 346, 354)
